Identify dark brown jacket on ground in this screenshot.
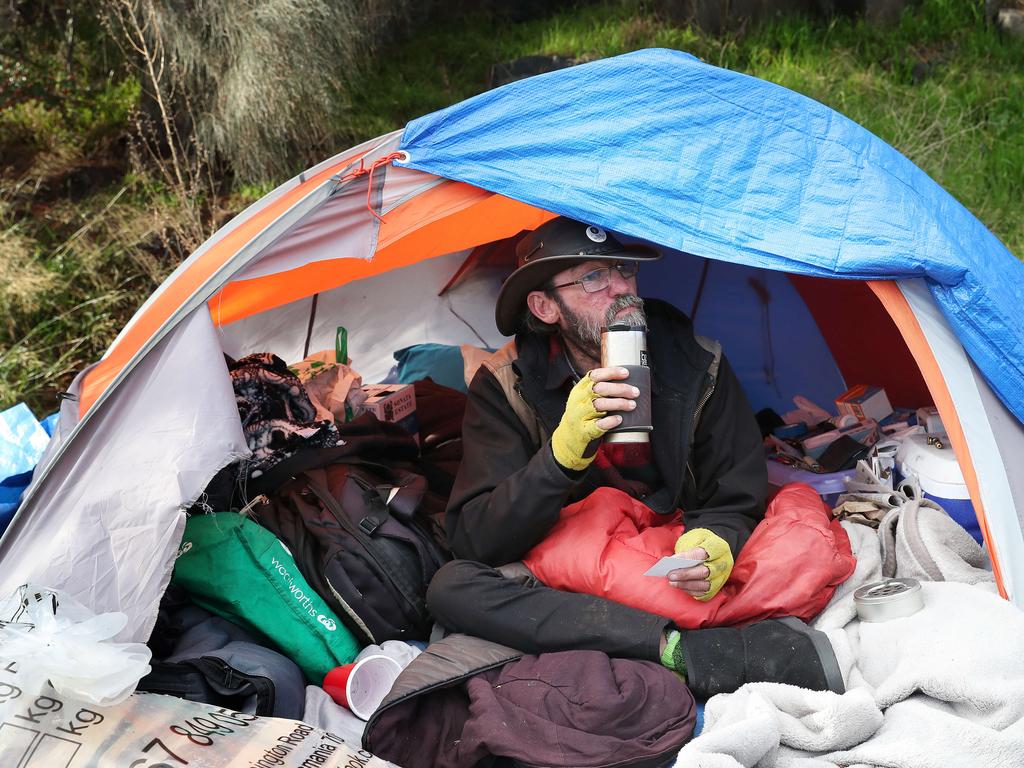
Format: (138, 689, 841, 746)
(364, 633, 696, 768)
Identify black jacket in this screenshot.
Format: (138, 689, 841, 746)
(446, 299, 767, 565)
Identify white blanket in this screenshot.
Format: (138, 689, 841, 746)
(675, 482, 1024, 768)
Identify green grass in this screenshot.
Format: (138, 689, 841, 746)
(0, 180, 193, 410)
(2, 0, 1022, 415)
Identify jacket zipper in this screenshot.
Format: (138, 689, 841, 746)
(686, 376, 717, 492)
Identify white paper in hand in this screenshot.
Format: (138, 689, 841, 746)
(644, 555, 704, 577)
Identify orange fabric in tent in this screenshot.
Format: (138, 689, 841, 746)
(868, 281, 1006, 598)
(81, 179, 552, 416)
(208, 187, 554, 328)
(790, 276, 932, 408)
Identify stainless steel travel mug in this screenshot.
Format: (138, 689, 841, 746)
(600, 323, 653, 444)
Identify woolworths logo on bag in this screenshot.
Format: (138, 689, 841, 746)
(270, 554, 337, 631)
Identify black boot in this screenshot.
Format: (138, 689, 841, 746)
(679, 617, 844, 698)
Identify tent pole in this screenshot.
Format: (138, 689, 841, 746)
(690, 259, 712, 322)
(303, 293, 319, 359)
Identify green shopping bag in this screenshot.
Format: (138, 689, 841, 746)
(172, 512, 361, 682)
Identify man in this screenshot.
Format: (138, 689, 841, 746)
(427, 216, 844, 698)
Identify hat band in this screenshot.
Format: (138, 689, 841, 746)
(522, 244, 633, 264)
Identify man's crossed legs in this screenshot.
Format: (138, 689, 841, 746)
(428, 559, 845, 699)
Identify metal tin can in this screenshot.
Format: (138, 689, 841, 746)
(853, 578, 924, 622)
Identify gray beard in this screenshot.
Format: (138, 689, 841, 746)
(554, 294, 646, 361)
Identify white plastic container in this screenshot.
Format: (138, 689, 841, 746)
(896, 433, 981, 543)
(766, 461, 856, 510)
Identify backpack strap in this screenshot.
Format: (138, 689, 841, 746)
(302, 470, 434, 623)
(480, 341, 546, 447)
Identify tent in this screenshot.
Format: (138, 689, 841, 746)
(1, 48, 1022, 644)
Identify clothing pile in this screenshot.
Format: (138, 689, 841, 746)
(364, 635, 697, 768)
(154, 348, 700, 768)
(761, 391, 984, 543)
(149, 348, 464, 752)
(674, 463, 1019, 767)
(228, 352, 342, 475)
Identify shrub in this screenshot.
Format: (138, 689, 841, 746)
(101, 0, 414, 186)
(0, 100, 71, 156)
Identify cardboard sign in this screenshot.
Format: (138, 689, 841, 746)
(0, 660, 389, 768)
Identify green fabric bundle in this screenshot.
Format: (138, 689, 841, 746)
(173, 512, 361, 682)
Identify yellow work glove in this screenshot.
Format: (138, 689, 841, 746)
(551, 374, 608, 471)
(674, 528, 734, 601)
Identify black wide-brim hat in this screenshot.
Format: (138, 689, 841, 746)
(495, 216, 662, 336)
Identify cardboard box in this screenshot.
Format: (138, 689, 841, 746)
(835, 385, 892, 424)
(916, 406, 946, 435)
(361, 383, 419, 441)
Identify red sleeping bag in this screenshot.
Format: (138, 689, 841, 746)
(522, 483, 855, 628)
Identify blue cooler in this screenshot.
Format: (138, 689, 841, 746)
(765, 460, 856, 510)
(895, 433, 981, 544)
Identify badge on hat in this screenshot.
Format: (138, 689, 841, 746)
(585, 226, 607, 243)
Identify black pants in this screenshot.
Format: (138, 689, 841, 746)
(426, 559, 673, 661)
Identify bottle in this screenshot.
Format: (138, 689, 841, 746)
(600, 323, 653, 444)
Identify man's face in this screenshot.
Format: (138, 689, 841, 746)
(546, 259, 645, 358)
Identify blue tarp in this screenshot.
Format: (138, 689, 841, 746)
(0, 404, 55, 532)
(397, 48, 1024, 425)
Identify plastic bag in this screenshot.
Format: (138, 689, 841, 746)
(0, 404, 51, 481)
(0, 585, 152, 707)
(290, 350, 368, 423)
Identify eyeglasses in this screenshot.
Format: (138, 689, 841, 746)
(550, 262, 640, 294)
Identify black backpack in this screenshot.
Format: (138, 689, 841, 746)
(252, 443, 450, 646)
